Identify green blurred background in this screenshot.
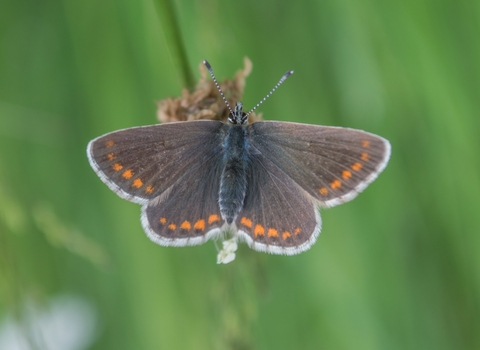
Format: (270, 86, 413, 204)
(1, 0, 479, 349)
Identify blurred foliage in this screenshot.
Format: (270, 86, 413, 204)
(0, 0, 479, 349)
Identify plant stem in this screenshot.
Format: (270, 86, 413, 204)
(153, 0, 196, 89)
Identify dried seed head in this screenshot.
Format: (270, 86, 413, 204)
(157, 57, 262, 123)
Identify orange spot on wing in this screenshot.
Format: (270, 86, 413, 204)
(254, 224, 265, 237)
(282, 231, 291, 240)
(145, 185, 154, 194)
(159, 217, 167, 225)
(133, 178, 143, 188)
(194, 220, 205, 231)
(294, 228, 301, 236)
(208, 214, 220, 224)
(331, 179, 342, 190)
(319, 187, 328, 196)
(352, 162, 363, 171)
(168, 223, 176, 230)
(122, 169, 133, 179)
(361, 152, 369, 161)
(107, 153, 115, 161)
(268, 228, 279, 237)
(362, 140, 370, 148)
(113, 163, 123, 171)
(240, 217, 253, 228)
(180, 221, 191, 231)
(342, 170, 352, 180)
(106, 140, 114, 148)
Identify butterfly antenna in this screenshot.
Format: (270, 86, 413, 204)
(245, 69, 294, 118)
(203, 60, 234, 116)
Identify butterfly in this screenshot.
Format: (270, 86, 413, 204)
(87, 60, 391, 256)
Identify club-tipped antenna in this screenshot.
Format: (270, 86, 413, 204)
(203, 60, 234, 116)
(244, 69, 294, 118)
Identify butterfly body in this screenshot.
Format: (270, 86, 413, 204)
(219, 124, 249, 224)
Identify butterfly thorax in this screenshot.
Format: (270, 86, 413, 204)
(219, 122, 249, 224)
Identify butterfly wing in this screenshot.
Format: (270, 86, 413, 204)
(87, 120, 223, 204)
(87, 120, 227, 246)
(235, 151, 321, 255)
(248, 121, 391, 208)
(140, 151, 226, 247)
(235, 121, 390, 255)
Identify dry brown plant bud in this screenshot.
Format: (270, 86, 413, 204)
(157, 57, 262, 124)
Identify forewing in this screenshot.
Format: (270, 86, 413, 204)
(235, 153, 321, 255)
(248, 121, 391, 207)
(87, 120, 224, 204)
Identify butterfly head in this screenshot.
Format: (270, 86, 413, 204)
(228, 102, 248, 125)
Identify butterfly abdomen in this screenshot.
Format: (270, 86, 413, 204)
(219, 125, 249, 224)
